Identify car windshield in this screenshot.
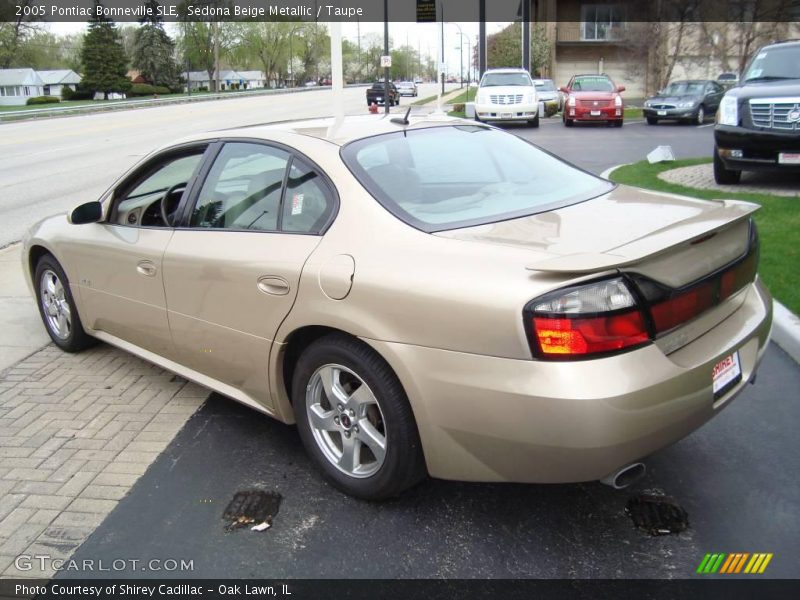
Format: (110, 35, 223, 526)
(534, 80, 556, 91)
(342, 125, 613, 233)
(481, 73, 532, 87)
(662, 82, 705, 95)
(571, 77, 615, 92)
(744, 46, 800, 81)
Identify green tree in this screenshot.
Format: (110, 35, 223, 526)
(0, 0, 42, 68)
(232, 21, 292, 87)
(481, 22, 550, 75)
(132, 0, 180, 88)
(80, 1, 131, 98)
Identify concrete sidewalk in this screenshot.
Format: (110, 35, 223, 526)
(0, 245, 49, 374)
(0, 245, 208, 578)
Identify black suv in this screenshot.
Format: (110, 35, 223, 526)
(714, 40, 800, 184)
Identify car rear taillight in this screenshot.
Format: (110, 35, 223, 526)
(525, 278, 650, 359)
(524, 220, 760, 360)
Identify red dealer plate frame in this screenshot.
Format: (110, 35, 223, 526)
(712, 351, 742, 400)
(778, 153, 800, 165)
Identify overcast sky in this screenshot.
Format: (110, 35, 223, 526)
(46, 21, 510, 74)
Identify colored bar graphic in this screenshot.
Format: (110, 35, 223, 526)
(698, 552, 773, 575)
(720, 554, 736, 574)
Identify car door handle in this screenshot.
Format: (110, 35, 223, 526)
(136, 260, 157, 277)
(257, 276, 290, 296)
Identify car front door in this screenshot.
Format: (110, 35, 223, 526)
(72, 145, 208, 358)
(162, 141, 337, 410)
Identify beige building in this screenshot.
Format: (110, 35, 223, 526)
(533, 0, 800, 97)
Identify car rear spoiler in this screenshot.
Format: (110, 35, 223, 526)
(526, 199, 759, 273)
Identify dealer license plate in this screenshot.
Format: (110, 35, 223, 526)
(657, 110, 667, 116)
(778, 152, 800, 164)
(712, 351, 742, 400)
(501, 112, 513, 118)
(590, 110, 601, 116)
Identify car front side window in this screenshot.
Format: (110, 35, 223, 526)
(111, 150, 205, 228)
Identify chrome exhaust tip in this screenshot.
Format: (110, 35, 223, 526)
(600, 462, 646, 490)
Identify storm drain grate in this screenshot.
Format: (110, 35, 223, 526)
(626, 494, 689, 536)
(223, 490, 282, 532)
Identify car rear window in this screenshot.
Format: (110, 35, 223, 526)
(534, 80, 556, 91)
(341, 125, 613, 232)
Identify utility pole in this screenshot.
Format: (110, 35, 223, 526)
(213, 20, 220, 92)
(440, 1, 445, 96)
(383, 0, 390, 114)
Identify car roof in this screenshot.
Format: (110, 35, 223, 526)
(173, 114, 470, 148)
(573, 73, 613, 79)
(484, 68, 529, 73)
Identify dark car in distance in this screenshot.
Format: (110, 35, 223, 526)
(644, 80, 725, 125)
(714, 40, 800, 184)
(366, 82, 400, 106)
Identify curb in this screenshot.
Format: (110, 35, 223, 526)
(601, 163, 800, 365)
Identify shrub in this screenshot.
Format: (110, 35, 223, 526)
(128, 83, 172, 97)
(66, 85, 94, 101)
(452, 102, 465, 113)
(26, 96, 61, 106)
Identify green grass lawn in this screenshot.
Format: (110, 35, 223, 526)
(411, 94, 439, 106)
(611, 158, 800, 315)
(448, 87, 477, 105)
(624, 107, 643, 119)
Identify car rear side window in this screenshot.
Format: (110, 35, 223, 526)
(191, 143, 290, 231)
(280, 158, 336, 234)
(342, 125, 613, 232)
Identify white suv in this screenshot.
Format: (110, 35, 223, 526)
(475, 68, 539, 127)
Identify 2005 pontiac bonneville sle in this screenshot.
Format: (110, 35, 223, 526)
(23, 115, 772, 499)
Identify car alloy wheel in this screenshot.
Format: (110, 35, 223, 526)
(305, 363, 386, 478)
(292, 334, 425, 499)
(696, 106, 705, 125)
(40, 269, 71, 340)
(34, 255, 96, 352)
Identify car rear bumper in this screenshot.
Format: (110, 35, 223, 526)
(366, 278, 772, 484)
(475, 102, 538, 121)
(566, 105, 622, 121)
(715, 125, 800, 171)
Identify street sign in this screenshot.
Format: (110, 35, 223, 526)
(416, 0, 436, 23)
(381, 55, 392, 68)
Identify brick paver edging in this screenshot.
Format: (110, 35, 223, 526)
(0, 344, 208, 578)
(658, 163, 800, 197)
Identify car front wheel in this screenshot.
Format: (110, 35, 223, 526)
(529, 112, 540, 128)
(564, 116, 574, 127)
(695, 105, 705, 125)
(34, 254, 96, 352)
(713, 147, 741, 184)
(646, 116, 658, 125)
(292, 334, 426, 500)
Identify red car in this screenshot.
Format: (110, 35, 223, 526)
(560, 74, 626, 127)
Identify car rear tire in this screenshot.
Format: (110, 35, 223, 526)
(713, 147, 742, 184)
(695, 105, 705, 125)
(292, 334, 426, 500)
(646, 117, 658, 125)
(34, 254, 96, 353)
(529, 113, 540, 128)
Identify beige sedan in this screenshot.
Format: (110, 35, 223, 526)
(23, 115, 772, 499)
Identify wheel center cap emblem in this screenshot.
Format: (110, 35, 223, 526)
(340, 414, 352, 429)
(789, 109, 800, 122)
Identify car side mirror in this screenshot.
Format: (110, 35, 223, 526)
(68, 201, 103, 225)
(617, 85, 626, 92)
(559, 86, 569, 93)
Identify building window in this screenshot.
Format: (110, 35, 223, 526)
(581, 4, 624, 41)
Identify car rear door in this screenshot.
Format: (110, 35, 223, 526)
(162, 141, 337, 409)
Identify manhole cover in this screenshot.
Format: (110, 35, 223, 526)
(223, 490, 282, 532)
(626, 494, 689, 536)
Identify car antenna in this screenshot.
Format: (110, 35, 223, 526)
(391, 106, 412, 125)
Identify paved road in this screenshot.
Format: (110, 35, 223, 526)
(0, 83, 447, 248)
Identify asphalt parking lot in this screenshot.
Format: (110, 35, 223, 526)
(58, 115, 799, 579)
